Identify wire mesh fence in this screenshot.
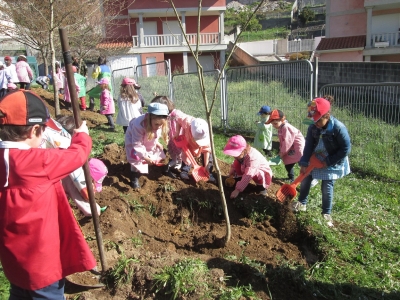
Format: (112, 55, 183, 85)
(224, 60, 314, 134)
(111, 67, 135, 99)
(171, 70, 223, 127)
(134, 61, 171, 104)
(319, 83, 400, 179)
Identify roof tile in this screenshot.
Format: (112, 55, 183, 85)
(316, 35, 366, 51)
(97, 38, 132, 49)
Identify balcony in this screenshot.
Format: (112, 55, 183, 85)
(371, 32, 400, 48)
(132, 32, 220, 47)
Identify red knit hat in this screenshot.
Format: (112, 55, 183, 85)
(0, 91, 50, 125)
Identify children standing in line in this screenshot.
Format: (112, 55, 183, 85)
(15, 55, 33, 90)
(54, 61, 64, 96)
(116, 77, 143, 133)
(63, 66, 80, 111)
(0, 90, 96, 298)
(292, 97, 351, 227)
(223, 135, 273, 198)
(87, 56, 112, 111)
(74, 66, 87, 110)
(266, 109, 305, 183)
(0, 62, 11, 98)
(125, 102, 169, 189)
(98, 78, 115, 131)
(254, 105, 273, 157)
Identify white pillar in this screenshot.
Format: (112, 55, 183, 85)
(139, 14, 145, 47)
(181, 11, 186, 45)
(219, 11, 225, 44)
(366, 6, 373, 48)
(219, 50, 225, 70)
(183, 52, 188, 73)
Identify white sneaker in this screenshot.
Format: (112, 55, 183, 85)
(260, 189, 267, 196)
(291, 201, 307, 212)
(311, 179, 319, 188)
(323, 214, 334, 227)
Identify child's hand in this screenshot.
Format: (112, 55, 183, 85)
(230, 189, 240, 199)
(74, 121, 89, 135)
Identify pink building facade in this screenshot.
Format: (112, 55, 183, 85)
(102, 0, 227, 73)
(317, 0, 400, 62)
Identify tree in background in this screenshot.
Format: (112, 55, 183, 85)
(0, 0, 127, 115)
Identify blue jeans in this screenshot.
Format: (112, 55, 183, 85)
(9, 279, 65, 300)
(298, 174, 335, 215)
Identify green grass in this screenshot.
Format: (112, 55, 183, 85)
(237, 26, 290, 42)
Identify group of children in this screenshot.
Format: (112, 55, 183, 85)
(0, 77, 351, 297)
(239, 97, 351, 227)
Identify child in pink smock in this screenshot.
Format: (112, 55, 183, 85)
(63, 66, 80, 111)
(98, 78, 115, 131)
(224, 135, 273, 198)
(266, 109, 305, 182)
(125, 102, 169, 189)
(150, 96, 214, 182)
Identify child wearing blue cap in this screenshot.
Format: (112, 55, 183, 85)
(125, 102, 169, 189)
(254, 105, 273, 157)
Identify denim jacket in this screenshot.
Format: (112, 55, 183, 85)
(299, 116, 351, 167)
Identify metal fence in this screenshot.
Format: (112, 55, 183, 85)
(134, 60, 171, 104)
(111, 66, 135, 99)
(318, 83, 400, 179)
(171, 70, 223, 127)
(118, 59, 399, 180)
(224, 60, 314, 134)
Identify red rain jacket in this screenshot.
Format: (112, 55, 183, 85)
(0, 133, 96, 290)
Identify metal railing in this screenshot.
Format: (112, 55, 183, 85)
(371, 32, 400, 47)
(132, 33, 220, 47)
(288, 39, 315, 53)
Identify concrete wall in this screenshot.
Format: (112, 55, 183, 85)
(238, 40, 275, 56)
(318, 51, 364, 62)
(317, 62, 400, 88)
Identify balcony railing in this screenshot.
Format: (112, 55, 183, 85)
(371, 31, 400, 48)
(132, 33, 220, 47)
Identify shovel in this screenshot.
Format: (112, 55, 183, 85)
(276, 155, 324, 202)
(268, 155, 282, 166)
(173, 135, 209, 182)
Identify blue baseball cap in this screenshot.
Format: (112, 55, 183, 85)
(257, 105, 271, 115)
(147, 103, 169, 116)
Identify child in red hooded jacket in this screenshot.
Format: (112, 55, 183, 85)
(0, 91, 96, 298)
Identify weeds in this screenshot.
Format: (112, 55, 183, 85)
(131, 232, 143, 248)
(153, 258, 210, 300)
(219, 284, 261, 300)
(106, 254, 139, 288)
(148, 203, 157, 217)
(159, 182, 175, 192)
